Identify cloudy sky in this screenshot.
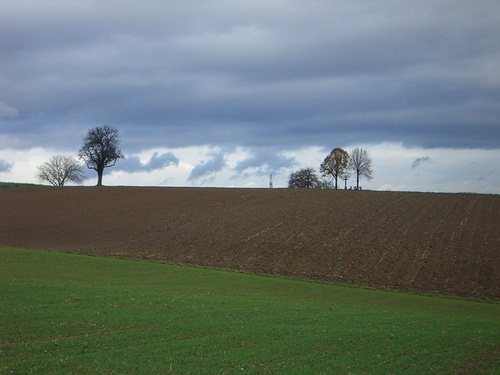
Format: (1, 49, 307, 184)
(1, 1, 499, 193)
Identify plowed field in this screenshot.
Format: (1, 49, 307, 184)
(1, 186, 498, 300)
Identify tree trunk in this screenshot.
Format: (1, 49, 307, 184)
(97, 168, 104, 186)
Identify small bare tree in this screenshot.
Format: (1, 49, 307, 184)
(350, 148, 373, 190)
(36, 155, 84, 186)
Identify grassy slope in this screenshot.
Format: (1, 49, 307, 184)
(1, 247, 499, 374)
(0, 182, 38, 188)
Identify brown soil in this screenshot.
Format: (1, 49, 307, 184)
(1, 186, 499, 300)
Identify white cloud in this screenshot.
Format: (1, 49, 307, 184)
(1, 143, 498, 193)
(357, 143, 500, 194)
(0, 148, 67, 184)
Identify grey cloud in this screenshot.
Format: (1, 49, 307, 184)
(118, 152, 179, 173)
(147, 152, 179, 170)
(234, 149, 296, 177)
(411, 157, 431, 169)
(188, 151, 227, 181)
(0, 1, 499, 153)
(0, 160, 13, 172)
(0, 102, 19, 118)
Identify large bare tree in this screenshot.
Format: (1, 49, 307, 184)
(350, 148, 373, 190)
(320, 147, 350, 189)
(78, 126, 123, 186)
(36, 155, 84, 186)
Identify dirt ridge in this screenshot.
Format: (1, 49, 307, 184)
(1, 186, 498, 300)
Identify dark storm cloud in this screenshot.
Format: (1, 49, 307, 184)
(1, 1, 499, 153)
(117, 152, 179, 173)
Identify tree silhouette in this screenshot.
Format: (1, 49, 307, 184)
(36, 155, 84, 186)
(320, 148, 350, 189)
(350, 148, 373, 189)
(288, 167, 320, 188)
(79, 126, 123, 186)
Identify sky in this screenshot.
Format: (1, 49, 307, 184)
(1, 1, 499, 193)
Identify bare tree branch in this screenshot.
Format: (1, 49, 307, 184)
(350, 148, 373, 190)
(78, 126, 123, 186)
(36, 155, 84, 186)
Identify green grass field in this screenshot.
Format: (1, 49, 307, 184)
(1, 247, 498, 374)
(0, 182, 39, 188)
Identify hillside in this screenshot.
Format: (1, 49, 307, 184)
(1, 186, 498, 300)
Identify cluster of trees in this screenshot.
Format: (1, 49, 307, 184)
(37, 126, 371, 190)
(36, 126, 123, 186)
(288, 147, 373, 190)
